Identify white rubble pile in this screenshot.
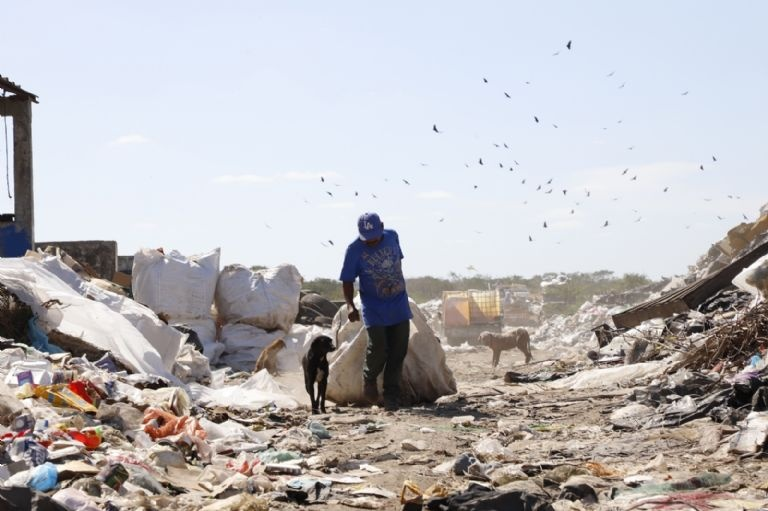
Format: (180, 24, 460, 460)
(532, 301, 625, 351)
(417, 298, 443, 337)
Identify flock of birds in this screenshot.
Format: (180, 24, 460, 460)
(306, 39, 747, 251)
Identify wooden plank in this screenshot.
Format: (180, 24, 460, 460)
(612, 238, 768, 329)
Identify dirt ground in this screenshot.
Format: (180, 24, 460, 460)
(261, 344, 768, 510)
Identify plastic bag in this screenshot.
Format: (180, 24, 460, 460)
(26, 462, 58, 492)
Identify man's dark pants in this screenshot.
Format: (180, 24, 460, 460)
(363, 319, 410, 402)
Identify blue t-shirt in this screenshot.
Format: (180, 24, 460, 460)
(339, 229, 413, 327)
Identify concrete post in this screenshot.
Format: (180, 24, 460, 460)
(12, 99, 34, 247)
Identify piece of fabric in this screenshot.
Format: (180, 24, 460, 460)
(339, 229, 412, 327)
(364, 319, 410, 400)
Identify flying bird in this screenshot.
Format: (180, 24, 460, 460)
(627, 146, 635, 150)
(743, 213, 748, 220)
(546, 178, 553, 184)
(473, 185, 478, 190)
(521, 179, 526, 184)
(403, 179, 410, 185)
(482, 77, 488, 83)
(439, 217, 445, 223)
(712, 155, 717, 162)
(631, 175, 638, 181)
(514, 160, 520, 165)
(622, 168, 629, 175)
(354, 191, 359, 197)
(320, 176, 325, 183)
(326, 191, 333, 197)
(566, 40, 572, 50)
(467, 265, 477, 272)
(681, 91, 689, 96)
(534, 116, 540, 123)
(552, 124, 559, 128)
(504, 92, 511, 98)
(634, 217, 642, 223)
(536, 184, 542, 191)
(570, 209, 575, 214)
(372, 193, 378, 198)
(545, 189, 553, 194)
(504, 143, 509, 149)
(498, 162, 504, 168)
(543, 221, 548, 228)
(432, 124, 441, 133)
(552, 51, 560, 56)
(528, 235, 533, 242)
(663, 187, 669, 192)
(602, 220, 609, 227)
(562, 189, 567, 195)
(700, 164, 704, 170)
(607, 71, 615, 77)
(328, 240, 334, 246)
(717, 215, 724, 220)
(619, 82, 626, 89)
(478, 158, 484, 165)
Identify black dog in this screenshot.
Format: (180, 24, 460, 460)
(302, 335, 336, 414)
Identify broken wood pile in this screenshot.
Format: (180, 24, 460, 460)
(671, 301, 768, 372)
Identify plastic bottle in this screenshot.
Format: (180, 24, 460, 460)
(26, 462, 58, 491)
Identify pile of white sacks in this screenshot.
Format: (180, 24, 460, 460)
(132, 249, 304, 373)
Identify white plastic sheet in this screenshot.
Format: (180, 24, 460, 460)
(0, 258, 176, 380)
(132, 247, 220, 320)
(546, 360, 669, 390)
(187, 369, 298, 410)
(733, 254, 768, 303)
(215, 264, 302, 332)
(37, 254, 186, 371)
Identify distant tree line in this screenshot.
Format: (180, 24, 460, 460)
(299, 271, 652, 318)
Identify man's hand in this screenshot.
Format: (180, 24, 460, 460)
(348, 305, 360, 322)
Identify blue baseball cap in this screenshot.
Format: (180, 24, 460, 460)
(358, 212, 383, 241)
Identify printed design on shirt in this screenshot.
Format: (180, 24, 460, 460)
(361, 246, 405, 299)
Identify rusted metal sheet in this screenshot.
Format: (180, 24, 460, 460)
(612, 238, 768, 329)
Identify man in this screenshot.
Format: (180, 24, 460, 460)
(340, 212, 412, 411)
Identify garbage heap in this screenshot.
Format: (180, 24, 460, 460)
(0, 247, 461, 511)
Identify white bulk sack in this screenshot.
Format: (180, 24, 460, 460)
(215, 264, 302, 332)
(36, 254, 186, 371)
(326, 300, 457, 406)
(132, 248, 220, 319)
(0, 259, 176, 380)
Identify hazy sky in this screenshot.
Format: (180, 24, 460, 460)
(2, 2, 766, 281)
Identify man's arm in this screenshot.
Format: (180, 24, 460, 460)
(342, 281, 360, 322)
